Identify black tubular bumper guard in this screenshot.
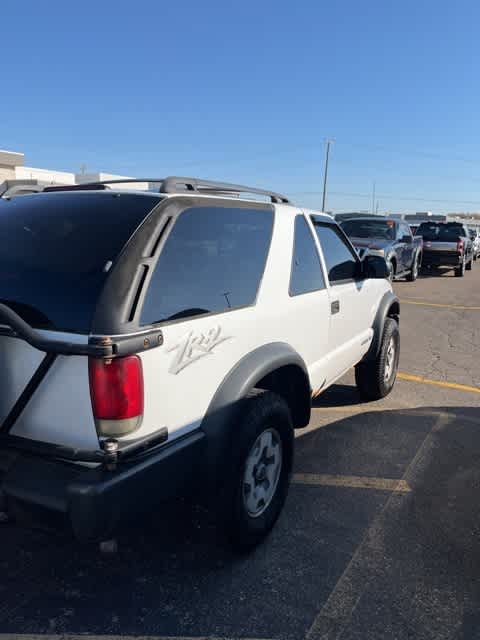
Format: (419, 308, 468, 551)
(0, 303, 198, 541)
(0, 301, 164, 452)
(0, 302, 164, 358)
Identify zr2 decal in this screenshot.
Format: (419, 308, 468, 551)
(168, 325, 232, 374)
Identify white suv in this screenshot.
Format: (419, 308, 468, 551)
(0, 177, 400, 549)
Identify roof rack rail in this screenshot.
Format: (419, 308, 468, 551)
(160, 176, 291, 204)
(44, 176, 291, 204)
(43, 183, 112, 192)
(0, 179, 50, 199)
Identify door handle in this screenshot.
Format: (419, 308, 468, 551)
(331, 300, 340, 315)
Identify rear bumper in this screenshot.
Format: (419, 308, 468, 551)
(422, 251, 463, 267)
(0, 431, 205, 542)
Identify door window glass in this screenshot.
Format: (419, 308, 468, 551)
(313, 223, 359, 283)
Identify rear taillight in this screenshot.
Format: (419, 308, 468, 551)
(457, 239, 464, 253)
(89, 356, 144, 437)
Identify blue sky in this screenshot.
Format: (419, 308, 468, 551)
(1, 0, 479, 213)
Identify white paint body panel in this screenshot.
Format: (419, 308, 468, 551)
(0, 197, 393, 451)
(0, 332, 98, 448)
(138, 205, 391, 443)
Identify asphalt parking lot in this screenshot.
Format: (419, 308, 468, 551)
(1, 267, 479, 640)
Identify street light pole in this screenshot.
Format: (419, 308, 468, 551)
(322, 139, 334, 212)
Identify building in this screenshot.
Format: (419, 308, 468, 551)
(0, 149, 25, 181)
(0, 149, 152, 197)
(16, 165, 75, 184)
(0, 149, 75, 184)
(75, 172, 150, 191)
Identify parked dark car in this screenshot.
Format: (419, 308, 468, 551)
(416, 221, 473, 277)
(339, 216, 423, 281)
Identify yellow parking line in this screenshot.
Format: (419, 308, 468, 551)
(399, 298, 480, 310)
(398, 372, 480, 394)
(293, 473, 411, 493)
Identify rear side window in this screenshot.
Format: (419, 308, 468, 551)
(289, 215, 325, 296)
(0, 192, 159, 332)
(313, 223, 359, 283)
(141, 206, 273, 324)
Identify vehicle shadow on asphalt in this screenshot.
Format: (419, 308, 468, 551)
(1, 405, 480, 639)
(312, 383, 362, 407)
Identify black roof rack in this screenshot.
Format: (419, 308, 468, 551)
(335, 212, 389, 222)
(160, 177, 291, 204)
(44, 176, 291, 204)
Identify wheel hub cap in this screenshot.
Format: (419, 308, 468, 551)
(243, 428, 283, 518)
(384, 336, 396, 382)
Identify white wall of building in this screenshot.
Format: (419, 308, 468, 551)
(75, 172, 150, 190)
(0, 149, 24, 182)
(15, 166, 75, 184)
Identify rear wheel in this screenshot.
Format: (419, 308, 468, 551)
(466, 255, 473, 271)
(355, 317, 400, 401)
(455, 255, 466, 277)
(219, 389, 294, 551)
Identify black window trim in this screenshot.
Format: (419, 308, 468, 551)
(311, 218, 364, 286)
(137, 198, 276, 328)
(288, 213, 327, 297)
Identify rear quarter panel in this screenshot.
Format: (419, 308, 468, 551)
(137, 207, 326, 443)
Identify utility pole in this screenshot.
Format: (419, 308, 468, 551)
(371, 182, 376, 215)
(322, 138, 334, 212)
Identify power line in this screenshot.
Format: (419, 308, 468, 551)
(288, 189, 480, 207)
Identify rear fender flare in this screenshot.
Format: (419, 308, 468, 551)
(199, 342, 310, 488)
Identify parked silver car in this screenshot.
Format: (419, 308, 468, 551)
(468, 228, 480, 260)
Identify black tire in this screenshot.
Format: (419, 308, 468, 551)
(219, 389, 294, 551)
(355, 317, 400, 401)
(386, 258, 396, 282)
(455, 255, 466, 277)
(466, 256, 473, 271)
(406, 253, 419, 281)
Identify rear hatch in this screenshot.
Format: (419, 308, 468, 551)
(417, 223, 465, 255)
(0, 191, 159, 448)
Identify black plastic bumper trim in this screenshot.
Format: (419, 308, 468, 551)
(1, 430, 205, 542)
(0, 428, 169, 464)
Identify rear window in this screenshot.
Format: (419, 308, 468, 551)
(340, 219, 396, 240)
(0, 192, 159, 332)
(417, 222, 464, 242)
